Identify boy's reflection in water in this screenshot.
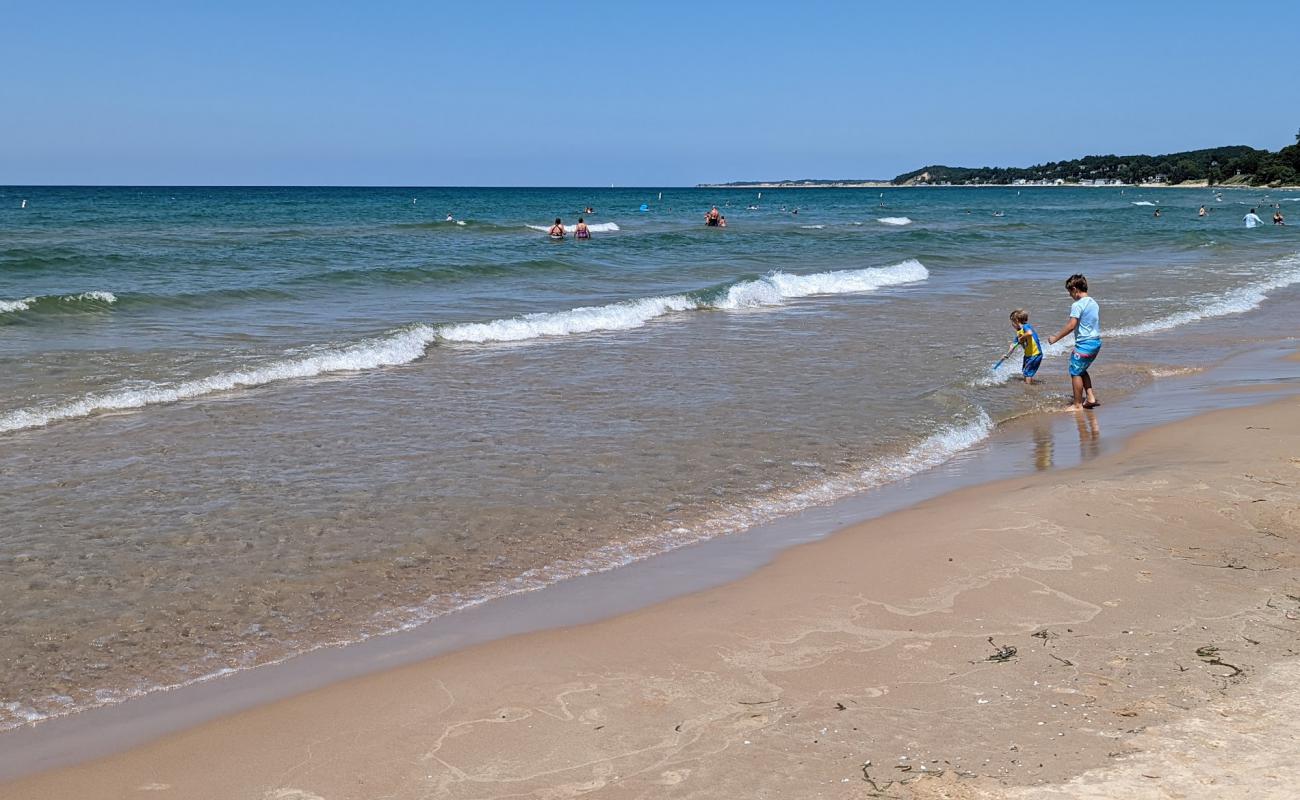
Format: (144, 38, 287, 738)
(1075, 409, 1101, 460)
(1032, 423, 1054, 471)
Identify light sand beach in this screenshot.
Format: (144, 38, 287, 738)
(5, 394, 1298, 799)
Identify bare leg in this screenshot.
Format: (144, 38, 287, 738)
(1082, 372, 1098, 407)
(1070, 375, 1086, 409)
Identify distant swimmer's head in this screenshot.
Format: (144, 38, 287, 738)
(1065, 274, 1088, 298)
(1010, 309, 1029, 326)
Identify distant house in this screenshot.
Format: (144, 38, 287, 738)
(1012, 178, 1027, 185)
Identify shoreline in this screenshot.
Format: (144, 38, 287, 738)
(696, 182, 1300, 190)
(3, 342, 1299, 797)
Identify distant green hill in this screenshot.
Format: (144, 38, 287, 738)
(895, 139, 1300, 187)
(699, 133, 1300, 189)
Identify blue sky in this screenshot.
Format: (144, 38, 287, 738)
(3, 1, 1297, 185)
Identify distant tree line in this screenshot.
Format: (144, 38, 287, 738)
(894, 134, 1300, 187)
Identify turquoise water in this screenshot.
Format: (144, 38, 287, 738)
(1, 185, 1298, 728)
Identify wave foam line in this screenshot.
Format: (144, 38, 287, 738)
(976, 254, 1300, 386)
(877, 217, 913, 226)
(0, 406, 991, 733)
(383, 408, 994, 631)
(1, 262, 928, 432)
(1131, 201, 1157, 206)
(0, 291, 117, 315)
(0, 326, 441, 433)
(525, 222, 621, 233)
(1106, 257, 1300, 338)
(441, 259, 929, 343)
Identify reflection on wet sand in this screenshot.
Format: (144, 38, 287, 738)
(1032, 423, 1054, 470)
(1075, 409, 1102, 460)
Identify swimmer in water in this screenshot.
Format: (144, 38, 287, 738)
(1198, 205, 1207, 217)
(1153, 209, 1161, 218)
(548, 217, 566, 238)
(705, 206, 721, 227)
(1244, 208, 1264, 228)
(1275, 210, 1286, 225)
(718, 216, 727, 228)
(575, 218, 591, 239)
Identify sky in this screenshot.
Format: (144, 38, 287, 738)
(3, 1, 1297, 186)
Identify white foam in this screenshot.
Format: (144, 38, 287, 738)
(971, 359, 1025, 387)
(1, 404, 991, 733)
(974, 254, 1300, 386)
(0, 291, 116, 314)
(0, 262, 929, 432)
(800, 224, 826, 229)
(714, 259, 929, 310)
(69, 291, 117, 303)
(0, 297, 35, 314)
(437, 295, 697, 343)
(877, 216, 913, 226)
(381, 408, 994, 632)
(442, 260, 930, 341)
(526, 222, 620, 233)
(1109, 257, 1300, 338)
(1131, 201, 1157, 206)
(0, 326, 441, 433)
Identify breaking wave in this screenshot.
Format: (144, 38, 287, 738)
(0, 291, 117, 316)
(974, 254, 1300, 386)
(877, 217, 913, 226)
(0, 261, 929, 432)
(525, 222, 621, 234)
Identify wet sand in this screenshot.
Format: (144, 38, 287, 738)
(5, 394, 1298, 799)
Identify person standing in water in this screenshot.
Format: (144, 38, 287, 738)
(1047, 274, 1102, 410)
(1198, 205, 1207, 217)
(1274, 210, 1286, 225)
(705, 206, 721, 226)
(548, 218, 566, 238)
(1244, 208, 1265, 228)
(575, 218, 591, 239)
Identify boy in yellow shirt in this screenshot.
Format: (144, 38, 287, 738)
(996, 309, 1043, 384)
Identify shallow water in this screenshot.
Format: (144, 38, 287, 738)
(1, 185, 1298, 728)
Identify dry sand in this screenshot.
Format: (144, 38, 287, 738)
(5, 398, 1299, 800)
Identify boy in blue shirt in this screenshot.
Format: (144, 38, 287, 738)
(997, 309, 1043, 383)
(1047, 274, 1101, 410)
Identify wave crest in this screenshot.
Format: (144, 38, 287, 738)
(1, 262, 929, 432)
(0, 291, 117, 316)
(525, 222, 621, 234)
(877, 217, 912, 226)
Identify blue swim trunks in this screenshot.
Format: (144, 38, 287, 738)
(1069, 339, 1102, 377)
(1022, 354, 1043, 378)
